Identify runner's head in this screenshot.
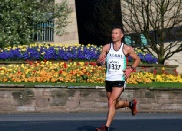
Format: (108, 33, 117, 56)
(112, 26, 124, 43)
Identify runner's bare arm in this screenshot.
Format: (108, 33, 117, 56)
(96, 44, 109, 66)
(127, 46, 141, 69)
(124, 45, 141, 79)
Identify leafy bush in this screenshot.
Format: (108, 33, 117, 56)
(0, 0, 72, 47)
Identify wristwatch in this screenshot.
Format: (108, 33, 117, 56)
(131, 66, 135, 70)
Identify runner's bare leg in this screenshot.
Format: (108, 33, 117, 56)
(105, 87, 123, 127)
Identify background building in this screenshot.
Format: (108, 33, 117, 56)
(54, 0, 79, 44)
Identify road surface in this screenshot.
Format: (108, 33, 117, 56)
(0, 112, 182, 131)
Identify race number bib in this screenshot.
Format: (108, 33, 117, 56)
(108, 59, 122, 72)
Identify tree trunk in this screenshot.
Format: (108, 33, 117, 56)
(158, 54, 165, 65)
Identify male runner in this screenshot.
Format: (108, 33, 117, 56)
(96, 26, 141, 131)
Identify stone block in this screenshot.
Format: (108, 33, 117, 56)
(12, 91, 22, 99)
(0, 98, 11, 105)
(67, 90, 78, 97)
(17, 106, 35, 111)
(156, 92, 170, 99)
(137, 98, 147, 104)
(43, 91, 52, 96)
(138, 104, 149, 110)
(79, 96, 94, 101)
(0, 107, 14, 112)
(36, 97, 49, 108)
(162, 104, 182, 110)
(139, 103, 162, 110)
(0, 91, 11, 98)
(145, 91, 156, 98)
(171, 92, 182, 99)
(99, 90, 107, 96)
(169, 92, 180, 99)
(11, 96, 35, 106)
(79, 101, 98, 108)
(66, 90, 80, 108)
(66, 100, 80, 108)
(95, 102, 108, 108)
(50, 97, 63, 106)
(50, 90, 68, 106)
(11, 90, 35, 106)
(25, 89, 34, 97)
(32, 90, 43, 97)
(134, 90, 146, 98)
(43, 88, 51, 92)
(80, 90, 91, 97)
(79, 91, 103, 101)
(122, 91, 134, 100)
(157, 98, 174, 104)
(53, 89, 68, 97)
(146, 98, 158, 103)
(173, 99, 182, 104)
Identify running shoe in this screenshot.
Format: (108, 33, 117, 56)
(130, 99, 138, 116)
(96, 125, 109, 131)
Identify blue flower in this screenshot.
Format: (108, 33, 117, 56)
(0, 44, 158, 64)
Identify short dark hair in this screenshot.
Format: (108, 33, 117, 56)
(112, 25, 124, 34)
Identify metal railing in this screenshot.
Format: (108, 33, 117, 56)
(35, 20, 54, 42)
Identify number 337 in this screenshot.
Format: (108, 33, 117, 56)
(109, 64, 121, 70)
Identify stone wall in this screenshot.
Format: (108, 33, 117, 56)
(0, 86, 182, 113)
(127, 63, 178, 75)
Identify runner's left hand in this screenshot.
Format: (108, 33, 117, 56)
(123, 68, 133, 79)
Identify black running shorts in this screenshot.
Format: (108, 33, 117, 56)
(105, 80, 125, 92)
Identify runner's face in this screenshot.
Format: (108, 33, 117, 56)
(112, 29, 123, 42)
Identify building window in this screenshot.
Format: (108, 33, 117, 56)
(124, 36, 132, 45)
(34, 19, 54, 42)
(124, 26, 182, 47)
(140, 34, 148, 46)
(124, 33, 148, 47)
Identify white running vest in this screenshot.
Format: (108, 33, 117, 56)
(106, 43, 127, 81)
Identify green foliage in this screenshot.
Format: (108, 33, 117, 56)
(0, 0, 72, 48)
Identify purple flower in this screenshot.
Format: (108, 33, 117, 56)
(0, 44, 158, 64)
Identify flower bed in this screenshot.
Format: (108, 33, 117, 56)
(0, 61, 181, 84)
(0, 43, 157, 64)
(0, 43, 181, 84)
